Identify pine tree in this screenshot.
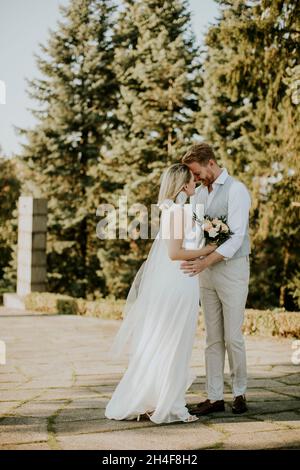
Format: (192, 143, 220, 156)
(0, 157, 21, 294)
(98, 0, 201, 297)
(198, 0, 300, 309)
(20, 0, 118, 298)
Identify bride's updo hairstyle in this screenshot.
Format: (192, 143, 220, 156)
(158, 163, 192, 207)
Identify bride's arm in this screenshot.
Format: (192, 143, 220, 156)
(166, 208, 216, 261)
(168, 236, 216, 261)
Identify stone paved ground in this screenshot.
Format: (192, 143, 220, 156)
(0, 307, 299, 450)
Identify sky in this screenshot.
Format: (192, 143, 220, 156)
(0, 0, 219, 156)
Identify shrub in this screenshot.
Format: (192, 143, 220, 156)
(25, 292, 124, 319)
(24, 293, 300, 338)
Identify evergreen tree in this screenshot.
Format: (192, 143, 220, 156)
(0, 157, 21, 294)
(198, 0, 300, 309)
(20, 0, 117, 298)
(98, 0, 201, 297)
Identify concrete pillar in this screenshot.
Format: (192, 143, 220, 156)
(17, 197, 47, 295)
(3, 197, 47, 309)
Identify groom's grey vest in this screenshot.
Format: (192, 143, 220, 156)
(199, 175, 250, 259)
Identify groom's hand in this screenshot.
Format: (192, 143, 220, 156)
(180, 258, 207, 276)
(180, 252, 225, 276)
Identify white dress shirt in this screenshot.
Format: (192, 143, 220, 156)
(193, 169, 251, 259)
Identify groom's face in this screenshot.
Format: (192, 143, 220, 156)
(186, 161, 215, 187)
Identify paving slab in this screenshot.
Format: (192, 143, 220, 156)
(0, 307, 299, 450)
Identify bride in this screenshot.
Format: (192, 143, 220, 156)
(105, 163, 216, 424)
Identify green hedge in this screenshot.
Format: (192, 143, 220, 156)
(198, 308, 300, 339)
(24, 293, 300, 338)
(242, 308, 300, 338)
(24, 292, 124, 320)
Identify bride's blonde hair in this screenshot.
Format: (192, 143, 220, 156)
(158, 163, 192, 206)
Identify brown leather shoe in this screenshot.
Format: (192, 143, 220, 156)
(189, 399, 225, 416)
(232, 395, 248, 414)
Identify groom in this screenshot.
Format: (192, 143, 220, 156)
(181, 143, 251, 415)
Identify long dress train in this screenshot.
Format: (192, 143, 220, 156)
(105, 201, 202, 424)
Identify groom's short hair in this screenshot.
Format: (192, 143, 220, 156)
(182, 143, 216, 166)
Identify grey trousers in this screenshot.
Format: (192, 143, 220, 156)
(199, 256, 250, 400)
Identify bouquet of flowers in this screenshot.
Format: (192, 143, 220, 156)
(193, 213, 233, 246)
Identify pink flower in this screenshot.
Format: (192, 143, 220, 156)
(202, 221, 213, 231)
(220, 222, 229, 233)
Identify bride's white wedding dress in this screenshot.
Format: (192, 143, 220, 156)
(105, 199, 203, 424)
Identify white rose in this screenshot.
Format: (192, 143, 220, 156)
(208, 228, 218, 238)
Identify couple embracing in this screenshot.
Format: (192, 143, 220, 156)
(105, 143, 251, 424)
